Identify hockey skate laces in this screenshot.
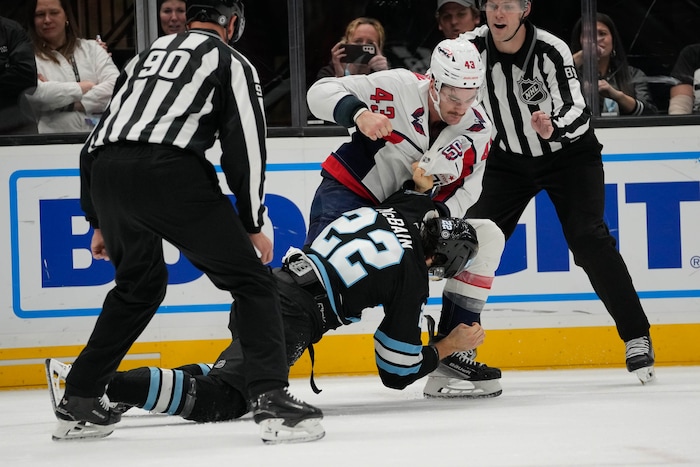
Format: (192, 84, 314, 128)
(283, 387, 303, 403)
(625, 337, 650, 358)
(454, 350, 487, 368)
(98, 395, 111, 411)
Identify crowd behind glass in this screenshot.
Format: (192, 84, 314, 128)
(1, 0, 699, 138)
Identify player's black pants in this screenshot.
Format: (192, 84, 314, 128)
(468, 132, 650, 341)
(67, 143, 288, 399)
(107, 268, 328, 422)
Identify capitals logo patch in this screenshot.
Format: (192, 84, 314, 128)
(411, 107, 426, 135)
(518, 78, 548, 105)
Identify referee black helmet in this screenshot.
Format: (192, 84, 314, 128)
(186, 0, 246, 43)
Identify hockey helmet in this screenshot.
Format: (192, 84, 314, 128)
(421, 217, 479, 280)
(427, 38, 484, 93)
(186, 0, 245, 43)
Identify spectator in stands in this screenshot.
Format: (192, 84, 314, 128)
(316, 17, 389, 79)
(669, 43, 700, 115)
(25, 0, 119, 133)
(436, 0, 481, 40)
(571, 12, 657, 116)
(159, 0, 187, 35)
(0, 15, 37, 134)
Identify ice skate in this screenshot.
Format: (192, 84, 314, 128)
(52, 419, 116, 441)
(625, 336, 656, 384)
(45, 358, 71, 413)
(46, 358, 121, 441)
(424, 349, 502, 398)
(52, 394, 121, 441)
(253, 387, 325, 444)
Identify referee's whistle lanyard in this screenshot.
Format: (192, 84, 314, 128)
(501, 12, 527, 43)
(485, 23, 536, 82)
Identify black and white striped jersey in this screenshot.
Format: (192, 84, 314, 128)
(462, 23, 591, 157)
(83, 29, 268, 231)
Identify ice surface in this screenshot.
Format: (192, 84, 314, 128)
(2, 366, 699, 466)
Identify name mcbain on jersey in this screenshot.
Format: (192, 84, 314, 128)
(376, 207, 413, 250)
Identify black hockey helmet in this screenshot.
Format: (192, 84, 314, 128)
(421, 217, 479, 280)
(186, 0, 245, 43)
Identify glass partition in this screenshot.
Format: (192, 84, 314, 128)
(2, 0, 700, 143)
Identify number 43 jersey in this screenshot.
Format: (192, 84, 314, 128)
(305, 188, 441, 388)
(307, 68, 493, 218)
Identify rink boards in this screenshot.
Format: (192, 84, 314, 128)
(1, 125, 699, 389)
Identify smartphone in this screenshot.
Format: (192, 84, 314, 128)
(341, 44, 376, 64)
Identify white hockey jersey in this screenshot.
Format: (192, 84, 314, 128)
(307, 69, 493, 217)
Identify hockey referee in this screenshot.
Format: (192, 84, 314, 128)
(53, 0, 324, 444)
(462, 0, 656, 383)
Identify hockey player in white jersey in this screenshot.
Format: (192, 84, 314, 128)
(307, 38, 505, 398)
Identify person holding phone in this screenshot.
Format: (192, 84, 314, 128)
(316, 17, 389, 79)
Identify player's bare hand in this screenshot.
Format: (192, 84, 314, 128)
(434, 322, 485, 359)
(91, 228, 110, 260)
(531, 110, 554, 139)
(249, 232, 274, 264)
(411, 161, 434, 193)
(356, 110, 392, 141)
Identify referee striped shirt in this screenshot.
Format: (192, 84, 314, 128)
(83, 29, 268, 231)
(462, 23, 591, 157)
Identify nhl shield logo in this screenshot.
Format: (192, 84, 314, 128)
(518, 78, 548, 105)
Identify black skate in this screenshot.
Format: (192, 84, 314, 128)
(253, 387, 325, 444)
(625, 336, 656, 384)
(424, 349, 502, 398)
(53, 394, 121, 441)
(46, 358, 120, 441)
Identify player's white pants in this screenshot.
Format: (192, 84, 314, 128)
(443, 218, 505, 307)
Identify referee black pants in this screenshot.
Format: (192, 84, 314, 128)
(468, 133, 650, 342)
(66, 143, 288, 399)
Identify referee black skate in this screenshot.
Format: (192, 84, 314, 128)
(53, 0, 323, 443)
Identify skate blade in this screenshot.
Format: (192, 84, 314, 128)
(634, 366, 656, 385)
(52, 420, 115, 441)
(259, 417, 325, 444)
(45, 358, 71, 414)
(424, 376, 503, 399)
